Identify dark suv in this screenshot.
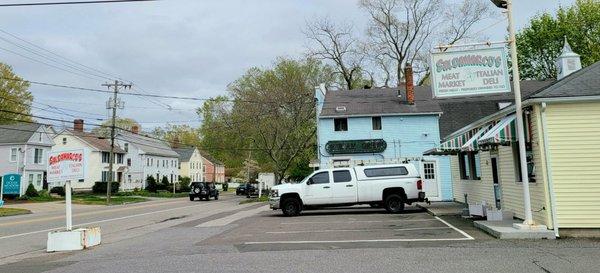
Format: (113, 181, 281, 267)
(189, 182, 219, 201)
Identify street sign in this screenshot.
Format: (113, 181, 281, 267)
(2, 174, 22, 195)
(47, 150, 86, 182)
(431, 47, 510, 98)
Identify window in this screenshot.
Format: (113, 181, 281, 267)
(29, 174, 34, 185)
(333, 170, 352, 183)
(364, 166, 408, 177)
(423, 163, 435, 180)
(117, 154, 124, 164)
(147, 158, 150, 166)
(309, 172, 329, 184)
(38, 133, 43, 142)
(127, 158, 131, 167)
(151, 158, 154, 166)
(458, 152, 480, 180)
(36, 174, 42, 186)
(101, 152, 110, 163)
(101, 171, 111, 182)
(10, 148, 17, 162)
(34, 148, 43, 164)
(124, 143, 129, 152)
(78, 179, 84, 183)
(62, 138, 67, 145)
(334, 118, 348, 132)
(372, 116, 382, 130)
(512, 143, 536, 183)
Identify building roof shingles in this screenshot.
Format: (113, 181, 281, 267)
(67, 129, 126, 153)
(0, 123, 42, 144)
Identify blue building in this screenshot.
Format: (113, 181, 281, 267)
(314, 73, 552, 202)
(314, 82, 453, 201)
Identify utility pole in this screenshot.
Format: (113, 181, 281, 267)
(491, 0, 538, 228)
(102, 80, 131, 205)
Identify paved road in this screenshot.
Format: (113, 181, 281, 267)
(2, 202, 600, 273)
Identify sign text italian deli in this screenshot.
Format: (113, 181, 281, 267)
(430, 47, 510, 98)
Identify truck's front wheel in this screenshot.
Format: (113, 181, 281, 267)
(384, 194, 405, 213)
(281, 198, 301, 217)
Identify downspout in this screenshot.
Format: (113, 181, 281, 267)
(541, 102, 559, 238)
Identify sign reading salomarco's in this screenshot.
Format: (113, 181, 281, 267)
(431, 47, 510, 98)
(47, 150, 85, 182)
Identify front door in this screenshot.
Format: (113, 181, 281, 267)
(421, 161, 439, 200)
(303, 171, 332, 205)
(491, 157, 501, 209)
(330, 169, 357, 204)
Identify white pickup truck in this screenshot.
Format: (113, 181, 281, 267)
(269, 164, 426, 216)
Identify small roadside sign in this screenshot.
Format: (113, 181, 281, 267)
(2, 174, 22, 195)
(47, 150, 86, 182)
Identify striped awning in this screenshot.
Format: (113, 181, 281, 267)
(461, 125, 492, 152)
(424, 127, 482, 155)
(478, 113, 531, 146)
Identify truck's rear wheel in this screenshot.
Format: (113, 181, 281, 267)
(281, 198, 301, 217)
(384, 194, 405, 213)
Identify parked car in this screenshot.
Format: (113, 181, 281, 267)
(189, 182, 219, 201)
(236, 183, 256, 196)
(269, 164, 426, 216)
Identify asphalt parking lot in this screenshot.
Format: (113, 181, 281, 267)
(200, 204, 490, 252)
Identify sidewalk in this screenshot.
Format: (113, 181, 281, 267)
(417, 201, 466, 216)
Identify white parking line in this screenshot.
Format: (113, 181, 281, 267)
(196, 205, 269, 227)
(434, 216, 474, 240)
(244, 237, 473, 245)
(280, 219, 438, 225)
(266, 226, 451, 234)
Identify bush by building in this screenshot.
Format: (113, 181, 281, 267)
(92, 182, 120, 194)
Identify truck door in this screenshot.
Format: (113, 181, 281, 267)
(331, 169, 358, 204)
(303, 171, 332, 205)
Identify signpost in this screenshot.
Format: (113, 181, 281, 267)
(430, 47, 510, 98)
(2, 174, 22, 196)
(47, 150, 85, 231)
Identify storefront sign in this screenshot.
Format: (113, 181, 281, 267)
(326, 139, 387, 154)
(431, 47, 510, 97)
(2, 174, 21, 195)
(48, 150, 85, 182)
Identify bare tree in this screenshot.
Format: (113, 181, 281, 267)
(305, 18, 365, 90)
(360, 0, 442, 86)
(359, 0, 492, 86)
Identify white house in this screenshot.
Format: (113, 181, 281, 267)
(0, 123, 54, 194)
(115, 127, 180, 190)
(174, 147, 204, 183)
(51, 120, 127, 191)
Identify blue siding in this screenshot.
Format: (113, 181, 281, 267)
(317, 114, 453, 201)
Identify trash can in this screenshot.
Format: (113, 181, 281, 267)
(222, 183, 228, 192)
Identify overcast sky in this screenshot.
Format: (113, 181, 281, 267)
(0, 0, 575, 131)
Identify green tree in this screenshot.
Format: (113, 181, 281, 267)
(151, 124, 202, 148)
(92, 117, 141, 137)
(199, 57, 332, 183)
(516, 0, 600, 80)
(0, 63, 32, 124)
(145, 176, 158, 192)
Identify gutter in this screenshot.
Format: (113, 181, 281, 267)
(541, 102, 560, 238)
(319, 112, 443, 119)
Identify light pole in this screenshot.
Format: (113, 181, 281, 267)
(491, 0, 536, 228)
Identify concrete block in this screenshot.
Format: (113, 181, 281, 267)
(47, 227, 101, 252)
(474, 220, 555, 239)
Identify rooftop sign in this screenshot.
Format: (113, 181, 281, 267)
(431, 47, 510, 98)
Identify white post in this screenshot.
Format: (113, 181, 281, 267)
(0, 179, 4, 205)
(258, 181, 262, 198)
(65, 180, 72, 231)
(507, 0, 534, 226)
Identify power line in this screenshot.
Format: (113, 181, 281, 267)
(0, 0, 156, 7)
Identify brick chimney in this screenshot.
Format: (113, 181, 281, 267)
(405, 63, 414, 105)
(73, 119, 84, 132)
(131, 125, 140, 134)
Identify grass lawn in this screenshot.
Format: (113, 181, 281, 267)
(71, 195, 148, 205)
(116, 191, 188, 198)
(0, 207, 32, 217)
(239, 195, 269, 205)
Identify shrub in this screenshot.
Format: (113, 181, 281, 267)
(178, 177, 191, 193)
(25, 183, 39, 197)
(38, 189, 51, 198)
(161, 176, 170, 191)
(92, 182, 120, 194)
(50, 186, 65, 197)
(145, 176, 158, 193)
